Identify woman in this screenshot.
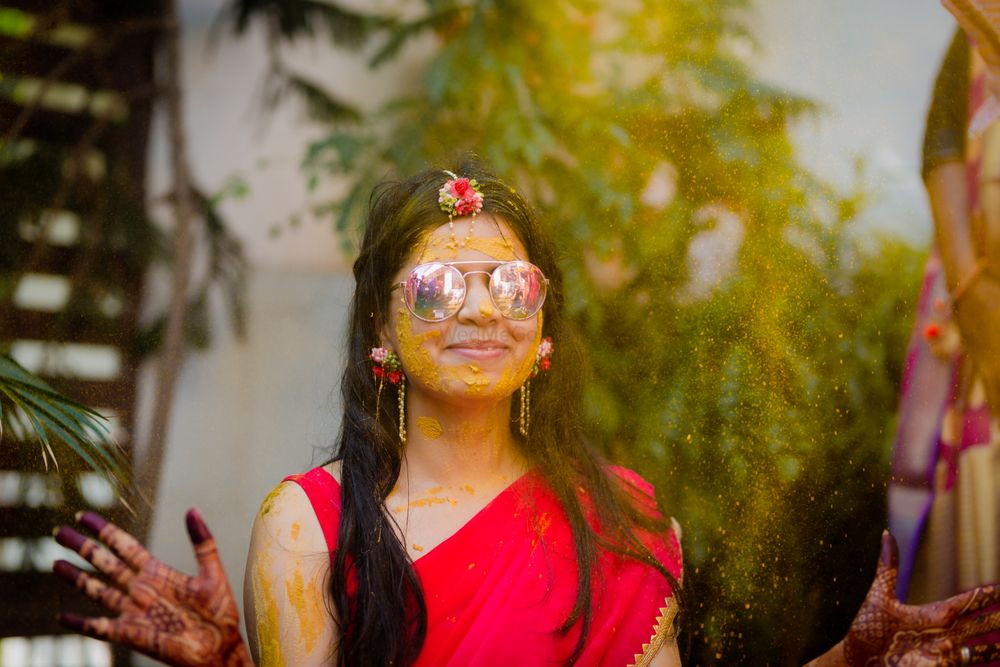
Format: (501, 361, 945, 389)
(54, 161, 1000, 666)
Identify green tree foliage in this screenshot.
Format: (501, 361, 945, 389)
(241, 0, 924, 661)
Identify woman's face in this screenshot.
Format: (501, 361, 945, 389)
(382, 213, 543, 404)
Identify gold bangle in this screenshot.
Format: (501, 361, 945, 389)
(951, 258, 990, 305)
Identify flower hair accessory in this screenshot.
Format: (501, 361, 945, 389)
(438, 170, 484, 248)
(370, 346, 407, 442)
(530, 337, 553, 379)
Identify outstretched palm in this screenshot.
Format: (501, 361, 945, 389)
(55, 509, 252, 667)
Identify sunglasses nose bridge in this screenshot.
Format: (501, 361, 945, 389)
(458, 271, 496, 317)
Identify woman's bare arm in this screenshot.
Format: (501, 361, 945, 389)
(244, 482, 339, 667)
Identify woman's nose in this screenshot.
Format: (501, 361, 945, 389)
(457, 275, 498, 325)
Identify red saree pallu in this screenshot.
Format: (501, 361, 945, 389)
(285, 466, 682, 666)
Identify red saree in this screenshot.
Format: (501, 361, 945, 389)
(284, 466, 682, 667)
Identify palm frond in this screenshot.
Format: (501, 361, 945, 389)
(0, 354, 130, 488)
(223, 0, 379, 48)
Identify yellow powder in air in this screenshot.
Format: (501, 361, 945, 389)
(416, 416, 443, 439)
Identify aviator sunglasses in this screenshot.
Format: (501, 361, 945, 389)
(392, 260, 549, 322)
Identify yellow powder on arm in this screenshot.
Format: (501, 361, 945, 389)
(247, 481, 339, 666)
(284, 564, 323, 655)
(252, 555, 286, 667)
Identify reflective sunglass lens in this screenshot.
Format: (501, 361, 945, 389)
(491, 262, 546, 320)
(404, 263, 466, 321)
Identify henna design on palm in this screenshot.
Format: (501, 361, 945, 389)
(54, 509, 253, 667)
(844, 532, 1000, 666)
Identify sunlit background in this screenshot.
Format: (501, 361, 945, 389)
(1, 0, 960, 664)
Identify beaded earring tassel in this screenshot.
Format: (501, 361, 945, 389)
(519, 380, 531, 437)
(398, 380, 407, 443)
(519, 336, 554, 438)
(370, 347, 406, 443)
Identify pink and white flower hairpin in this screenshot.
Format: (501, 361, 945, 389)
(438, 171, 484, 248)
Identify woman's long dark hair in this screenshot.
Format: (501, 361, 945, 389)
(330, 157, 681, 666)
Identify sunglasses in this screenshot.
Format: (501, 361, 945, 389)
(392, 261, 549, 322)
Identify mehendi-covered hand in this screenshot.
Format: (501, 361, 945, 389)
(54, 509, 253, 667)
(844, 532, 1000, 666)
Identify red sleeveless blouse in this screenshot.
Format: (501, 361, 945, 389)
(284, 466, 681, 667)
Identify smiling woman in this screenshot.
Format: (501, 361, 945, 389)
(51, 158, 1000, 667)
(241, 159, 685, 667)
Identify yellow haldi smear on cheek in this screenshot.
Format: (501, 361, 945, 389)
(396, 309, 442, 390)
(416, 416, 443, 439)
(493, 312, 544, 397)
(284, 564, 322, 656)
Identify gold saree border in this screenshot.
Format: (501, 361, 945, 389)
(627, 595, 678, 667)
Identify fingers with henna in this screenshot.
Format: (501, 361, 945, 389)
(944, 582, 1000, 618)
(54, 526, 133, 587)
(968, 642, 1000, 665)
(54, 560, 127, 613)
(77, 511, 153, 570)
(58, 612, 118, 643)
(186, 508, 224, 581)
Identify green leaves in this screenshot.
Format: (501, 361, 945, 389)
(244, 0, 922, 661)
(0, 354, 129, 489)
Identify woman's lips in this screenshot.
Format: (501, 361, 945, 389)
(446, 343, 509, 360)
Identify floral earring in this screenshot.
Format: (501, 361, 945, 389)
(519, 337, 553, 437)
(370, 347, 406, 443)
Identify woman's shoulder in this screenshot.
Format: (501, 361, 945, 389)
(606, 465, 664, 517)
(603, 465, 683, 579)
(249, 462, 343, 555)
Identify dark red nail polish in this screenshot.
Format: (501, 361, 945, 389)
(78, 512, 109, 535)
(54, 527, 87, 552)
(53, 559, 81, 582)
(185, 508, 212, 545)
(58, 612, 85, 631)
